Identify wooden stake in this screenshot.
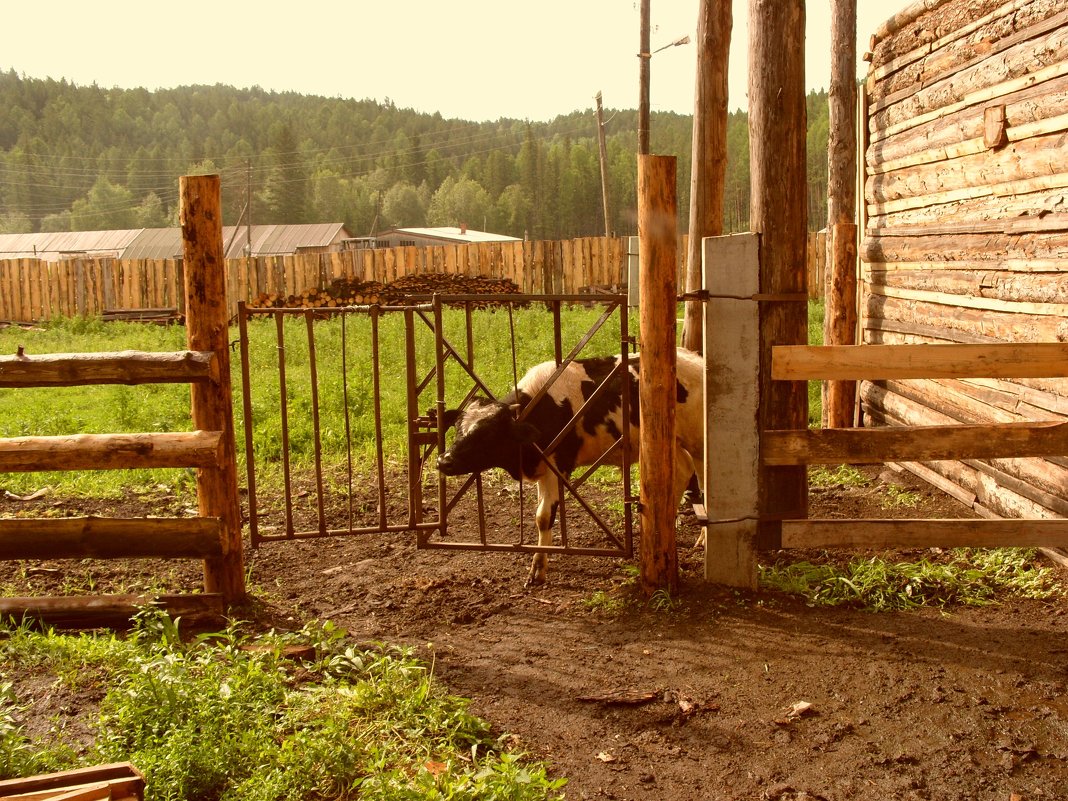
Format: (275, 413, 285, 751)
(825, 222, 859, 427)
(749, 0, 809, 548)
(180, 174, 246, 604)
(682, 0, 732, 354)
(638, 154, 678, 597)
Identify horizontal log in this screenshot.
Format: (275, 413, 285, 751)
(781, 518, 1068, 549)
(868, 0, 1039, 86)
(773, 343, 1068, 380)
(0, 516, 223, 560)
(864, 215, 1068, 243)
(868, 94, 1068, 173)
(0, 431, 224, 472)
(866, 258, 1068, 273)
(866, 267, 1068, 306)
(0, 593, 225, 629)
(762, 420, 1068, 465)
(871, 6, 1068, 113)
(871, 27, 1068, 140)
(865, 293, 1068, 344)
(867, 189, 1068, 233)
(868, 167, 1068, 218)
(868, 129, 1068, 205)
(867, 283, 1068, 317)
(0, 349, 216, 387)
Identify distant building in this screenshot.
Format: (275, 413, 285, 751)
(371, 225, 521, 248)
(0, 223, 352, 262)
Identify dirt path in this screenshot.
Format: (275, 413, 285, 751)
(4, 465, 1067, 800)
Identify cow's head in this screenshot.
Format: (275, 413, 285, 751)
(435, 397, 538, 479)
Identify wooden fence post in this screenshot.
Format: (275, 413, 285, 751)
(638, 154, 679, 597)
(703, 234, 760, 588)
(749, 0, 809, 548)
(180, 174, 246, 604)
(825, 222, 858, 427)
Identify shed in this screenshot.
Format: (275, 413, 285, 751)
(373, 226, 521, 248)
(0, 223, 352, 262)
(862, 0, 1068, 520)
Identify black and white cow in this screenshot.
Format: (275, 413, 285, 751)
(435, 347, 704, 585)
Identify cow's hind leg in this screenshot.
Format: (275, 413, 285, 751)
(526, 476, 559, 586)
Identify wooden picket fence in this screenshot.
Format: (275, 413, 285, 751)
(0, 232, 828, 324)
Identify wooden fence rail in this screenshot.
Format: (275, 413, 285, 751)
(0, 232, 829, 324)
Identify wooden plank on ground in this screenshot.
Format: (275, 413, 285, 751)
(763, 420, 1068, 465)
(773, 342, 1068, 380)
(781, 518, 1068, 549)
(0, 762, 144, 801)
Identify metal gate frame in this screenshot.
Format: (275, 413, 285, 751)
(238, 294, 636, 561)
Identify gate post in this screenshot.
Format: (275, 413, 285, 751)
(637, 154, 679, 596)
(180, 174, 246, 604)
(703, 233, 760, 588)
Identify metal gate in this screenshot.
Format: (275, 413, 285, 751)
(237, 294, 636, 561)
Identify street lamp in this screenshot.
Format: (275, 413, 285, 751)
(638, 10, 692, 155)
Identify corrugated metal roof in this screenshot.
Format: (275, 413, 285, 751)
(0, 224, 352, 261)
(0, 229, 142, 259)
(384, 226, 521, 244)
(122, 228, 183, 259)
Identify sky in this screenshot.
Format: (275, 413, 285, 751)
(3, 1, 904, 122)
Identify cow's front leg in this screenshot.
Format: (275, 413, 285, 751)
(526, 476, 559, 586)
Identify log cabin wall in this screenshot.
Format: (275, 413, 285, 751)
(863, 0, 1068, 520)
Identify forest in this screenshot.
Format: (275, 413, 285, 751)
(0, 69, 831, 240)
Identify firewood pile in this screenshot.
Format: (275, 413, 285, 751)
(247, 273, 524, 311)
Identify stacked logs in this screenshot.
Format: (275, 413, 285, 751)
(247, 274, 524, 311)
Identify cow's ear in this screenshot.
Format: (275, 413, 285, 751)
(512, 420, 539, 443)
(439, 408, 461, 430)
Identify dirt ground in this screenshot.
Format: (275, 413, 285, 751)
(3, 465, 1068, 801)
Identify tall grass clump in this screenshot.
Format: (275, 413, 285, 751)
(760, 548, 1064, 611)
(0, 612, 566, 800)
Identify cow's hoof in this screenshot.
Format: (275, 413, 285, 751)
(525, 572, 546, 588)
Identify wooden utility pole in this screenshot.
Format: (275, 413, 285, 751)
(638, 0, 651, 155)
(824, 0, 859, 427)
(180, 174, 246, 604)
(638, 154, 679, 597)
(595, 92, 612, 239)
(749, 0, 808, 548)
(682, 0, 732, 354)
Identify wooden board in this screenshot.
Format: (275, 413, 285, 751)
(773, 342, 1068, 380)
(763, 420, 1068, 465)
(782, 518, 1068, 548)
(703, 233, 760, 588)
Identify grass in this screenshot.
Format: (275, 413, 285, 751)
(0, 305, 633, 499)
(0, 611, 566, 801)
(760, 548, 1064, 611)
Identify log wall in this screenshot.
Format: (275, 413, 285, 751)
(863, 0, 1068, 522)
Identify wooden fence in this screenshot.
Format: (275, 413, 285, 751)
(0, 232, 829, 324)
(0, 175, 244, 626)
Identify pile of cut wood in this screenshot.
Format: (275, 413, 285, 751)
(247, 274, 524, 311)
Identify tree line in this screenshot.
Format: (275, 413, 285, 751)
(0, 69, 831, 240)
